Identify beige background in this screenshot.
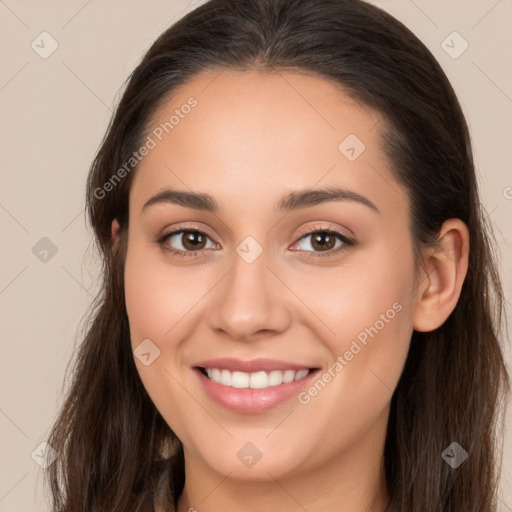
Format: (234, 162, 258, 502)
(0, 0, 511, 510)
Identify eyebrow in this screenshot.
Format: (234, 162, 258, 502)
(141, 186, 380, 215)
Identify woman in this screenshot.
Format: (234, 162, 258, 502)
(45, 0, 511, 510)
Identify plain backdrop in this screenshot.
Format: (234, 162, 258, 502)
(0, 0, 511, 510)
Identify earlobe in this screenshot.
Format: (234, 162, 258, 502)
(111, 218, 121, 246)
(412, 219, 470, 333)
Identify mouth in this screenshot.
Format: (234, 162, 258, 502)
(191, 359, 321, 414)
(196, 366, 315, 389)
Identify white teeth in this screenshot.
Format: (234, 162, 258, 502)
(220, 369, 231, 386)
(294, 369, 309, 381)
(231, 371, 250, 388)
(248, 371, 268, 389)
(203, 367, 311, 388)
(269, 370, 284, 386)
(283, 370, 296, 383)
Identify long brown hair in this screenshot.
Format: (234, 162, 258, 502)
(45, 0, 511, 510)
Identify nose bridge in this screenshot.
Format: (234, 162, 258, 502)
(209, 239, 290, 339)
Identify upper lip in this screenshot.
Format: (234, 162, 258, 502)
(194, 358, 317, 373)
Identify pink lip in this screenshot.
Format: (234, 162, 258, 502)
(193, 357, 314, 373)
(193, 365, 319, 414)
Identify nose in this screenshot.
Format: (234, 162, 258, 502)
(208, 247, 292, 341)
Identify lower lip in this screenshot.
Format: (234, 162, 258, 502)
(194, 368, 318, 414)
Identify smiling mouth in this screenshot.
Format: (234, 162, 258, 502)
(196, 366, 318, 389)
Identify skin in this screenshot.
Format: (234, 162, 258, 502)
(111, 69, 469, 511)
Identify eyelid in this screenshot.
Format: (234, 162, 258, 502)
(158, 222, 217, 242)
(294, 222, 353, 241)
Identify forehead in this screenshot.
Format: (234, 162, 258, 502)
(129, 68, 406, 222)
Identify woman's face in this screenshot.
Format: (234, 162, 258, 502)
(121, 69, 422, 484)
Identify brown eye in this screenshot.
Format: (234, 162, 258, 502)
(157, 229, 217, 257)
(309, 232, 338, 251)
(179, 230, 208, 251)
(292, 228, 355, 258)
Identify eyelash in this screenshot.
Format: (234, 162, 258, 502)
(156, 224, 356, 259)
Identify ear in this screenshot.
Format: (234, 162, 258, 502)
(111, 218, 121, 247)
(412, 218, 470, 332)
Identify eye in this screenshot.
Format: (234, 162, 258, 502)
(157, 228, 218, 258)
(290, 225, 355, 258)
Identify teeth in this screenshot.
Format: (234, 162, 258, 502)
(294, 369, 309, 381)
(203, 367, 311, 389)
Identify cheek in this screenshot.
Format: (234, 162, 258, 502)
(289, 239, 415, 351)
(300, 241, 415, 402)
(288, 251, 415, 457)
(123, 243, 204, 435)
(124, 259, 164, 346)
(123, 241, 205, 346)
